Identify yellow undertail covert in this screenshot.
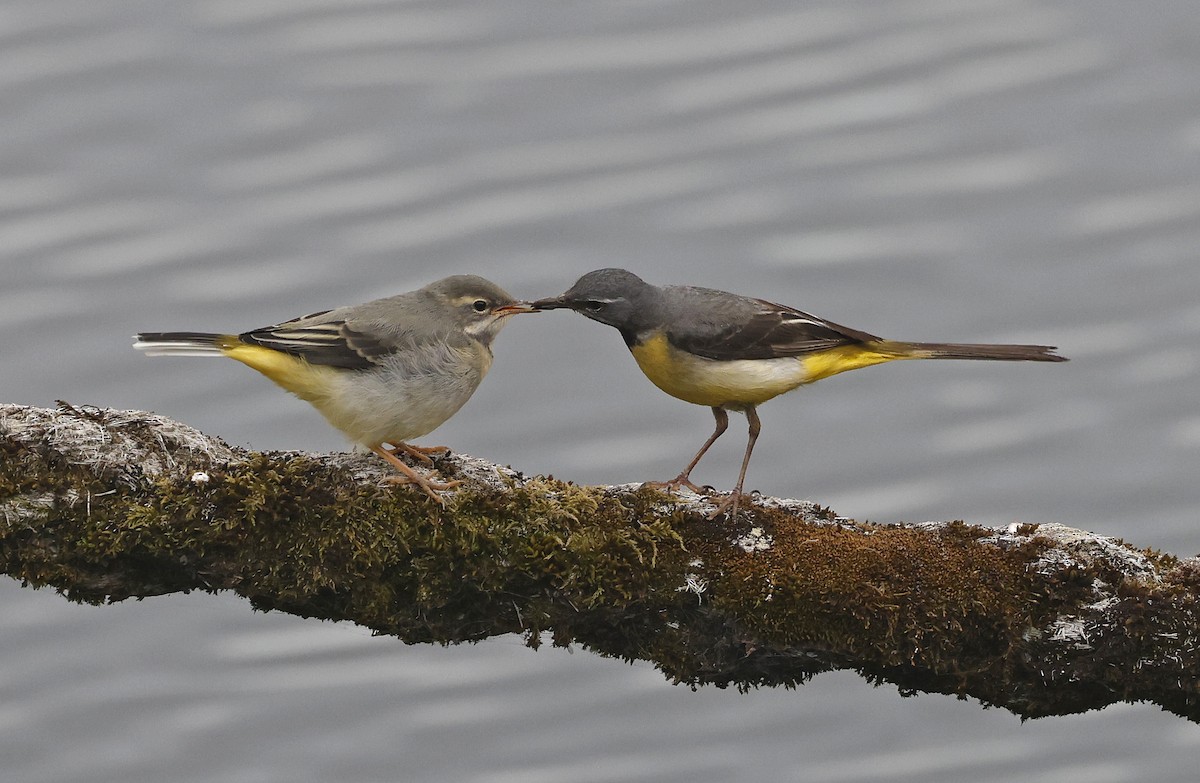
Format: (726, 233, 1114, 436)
(217, 338, 342, 406)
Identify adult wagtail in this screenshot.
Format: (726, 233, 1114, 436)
(532, 268, 1066, 518)
(134, 275, 534, 503)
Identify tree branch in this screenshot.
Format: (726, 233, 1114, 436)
(3, 402, 1198, 721)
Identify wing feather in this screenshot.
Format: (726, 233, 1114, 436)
(239, 315, 394, 370)
(669, 297, 881, 360)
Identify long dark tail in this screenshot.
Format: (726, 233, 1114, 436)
(880, 340, 1067, 362)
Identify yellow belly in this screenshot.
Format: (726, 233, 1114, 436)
(629, 333, 805, 407)
(629, 332, 906, 408)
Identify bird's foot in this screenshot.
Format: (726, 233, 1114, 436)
(383, 472, 462, 505)
(641, 474, 706, 495)
(387, 442, 450, 466)
(705, 489, 745, 520)
(372, 445, 460, 505)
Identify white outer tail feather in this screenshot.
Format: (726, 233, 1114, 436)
(132, 338, 225, 357)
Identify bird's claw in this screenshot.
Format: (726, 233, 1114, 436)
(384, 473, 462, 505)
(641, 476, 706, 495)
(705, 490, 744, 520)
(387, 443, 450, 466)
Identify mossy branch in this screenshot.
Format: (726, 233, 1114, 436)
(3, 402, 1199, 721)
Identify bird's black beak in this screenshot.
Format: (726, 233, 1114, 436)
(530, 296, 571, 311)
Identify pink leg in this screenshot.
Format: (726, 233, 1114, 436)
(706, 406, 760, 520)
(643, 407, 729, 494)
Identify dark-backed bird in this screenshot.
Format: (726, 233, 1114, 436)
(532, 268, 1066, 518)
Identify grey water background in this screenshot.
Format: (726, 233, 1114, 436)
(3, 0, 1200, 780)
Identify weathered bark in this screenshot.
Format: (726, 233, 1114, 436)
(3, 402, 1198, 721)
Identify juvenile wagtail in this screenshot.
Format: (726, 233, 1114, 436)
(134, 275, 534, 503)
(532, 268, 1066, 519)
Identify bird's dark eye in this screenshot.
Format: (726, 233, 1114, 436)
(584, 300, 604, 312)
(472, 299, 489, 312)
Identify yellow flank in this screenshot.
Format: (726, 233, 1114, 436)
(218, 339, 342, 405)
(630, 332, 913, 407)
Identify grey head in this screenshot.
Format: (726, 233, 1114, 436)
(417, 275, 534, 344)
(532, 268, 664, 340)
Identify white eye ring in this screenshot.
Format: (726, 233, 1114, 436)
(472, 299, 489, 312)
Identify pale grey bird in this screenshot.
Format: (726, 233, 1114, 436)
(135, 275, 534, 503)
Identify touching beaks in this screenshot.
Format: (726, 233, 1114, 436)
(492, 301, 540, 316)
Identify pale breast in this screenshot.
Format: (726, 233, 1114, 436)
(316, 340, 491, 446)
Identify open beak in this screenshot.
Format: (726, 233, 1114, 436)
(529, 296, 569, 311)
(492, 301, 540, 316)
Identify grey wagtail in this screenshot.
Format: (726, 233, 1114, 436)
(134, 275, 534, 503)
(532, 268, 1067, 519)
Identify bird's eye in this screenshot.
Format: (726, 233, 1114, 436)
(472, 299, 489, 312)
(584, 300, 604, 312)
